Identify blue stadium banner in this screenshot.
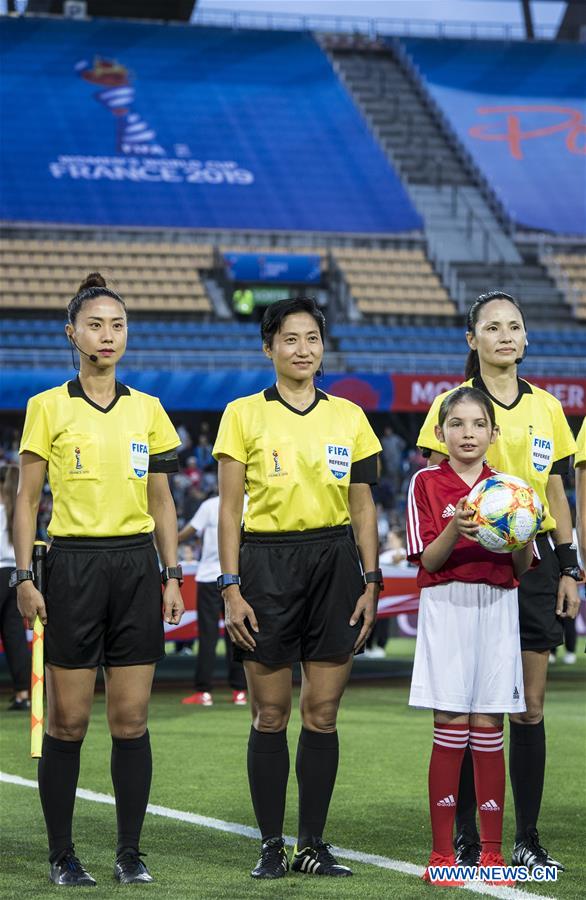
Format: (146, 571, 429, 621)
(4, 370, 584, 414)
(402, 39, 586, 235)
(0, 18, 422, 234)
(224, 253, 321, 284)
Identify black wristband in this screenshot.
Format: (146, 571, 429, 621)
(554, 542, 579, 570)
(364, 569, 384, 590)
(161, 565, 183, 586)
(9, 569, 33, 588)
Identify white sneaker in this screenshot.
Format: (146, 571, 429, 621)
(548, 653, 556, 664)
(562, 652, 576, 665)
(369, 646, 386, 659)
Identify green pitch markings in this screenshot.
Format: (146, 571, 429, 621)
(0, 773, 555, 899)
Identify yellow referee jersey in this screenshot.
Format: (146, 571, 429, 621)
(20, 378, 180, 537)
(575, 418, 586, 467)
(213, 386, 382, 532)
(417, 377, 577, 533)
(574, 418, 586, 466)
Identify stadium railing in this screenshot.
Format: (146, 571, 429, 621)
(190, 8, 557, 41)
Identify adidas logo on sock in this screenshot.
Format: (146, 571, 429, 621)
(436, 794, 456, 807)
(513, 686, 519, 699)
(480, 799, 501, 812)
(441, 504, 456, 519)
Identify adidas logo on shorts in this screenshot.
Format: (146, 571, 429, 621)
(436, 794, 456, 807)
(480, 799, 501, 812)
(513, 686, 520, 699)
(441, 504, 456, 519)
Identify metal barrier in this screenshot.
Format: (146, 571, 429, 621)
(190, 8, 557, 41)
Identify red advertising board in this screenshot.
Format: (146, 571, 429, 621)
(391, 374, 586, 415)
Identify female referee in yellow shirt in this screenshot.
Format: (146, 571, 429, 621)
(13, 274, 184, 887)
(417, 291, 579, 873)
(215, 297, 382, 880)
(575, 418, 586, 576)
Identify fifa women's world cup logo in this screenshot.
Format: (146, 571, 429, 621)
(75, 56, 163, 155)
(74, 447, 82, 470)
(272, 449, 281, 474)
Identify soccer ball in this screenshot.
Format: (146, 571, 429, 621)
(466, 474, 542, 553)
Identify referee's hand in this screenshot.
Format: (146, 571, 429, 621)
(351, 584, 378, 653)
(163, 581, 184, 625)
(557, 575, 580, 619)
(223, 587, 258, 651)
(16, 582, 47, 626)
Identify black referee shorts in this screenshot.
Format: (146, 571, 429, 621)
(235, 525, 365, 667)
(518, 532, 563, 652)
(44, 534, 164, 668)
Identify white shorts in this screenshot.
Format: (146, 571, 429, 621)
(409, 581, 526, 714)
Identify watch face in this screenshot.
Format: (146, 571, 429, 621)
(563, 567, 582, 581)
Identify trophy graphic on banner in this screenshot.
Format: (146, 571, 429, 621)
(75, 56, 162, 154)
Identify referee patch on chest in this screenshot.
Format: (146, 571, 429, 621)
(130, 439, 149, 478)
(531, 436, 553, 473)
(326, 444, 351, 480)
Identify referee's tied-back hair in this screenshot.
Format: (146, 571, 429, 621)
(261, 296, 326, 348)
(465, 290, 526, 380)
(67, 272, 127, 325)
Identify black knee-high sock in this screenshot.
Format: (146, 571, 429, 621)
(296, 728, 339, 848)
(455, 745, 479, 837)
(111, 730, 152, 854)
(247, 727, 289, 841)
(509, 719, 546, 841)
(38, 733, 83, 861)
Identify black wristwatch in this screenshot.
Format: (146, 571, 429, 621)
(364, 569, 384, 591)
(560, 566, 583, 583)
(217, 573, 241, 590)
(161, 565, 183, 586)
(9, 569, 34, 588)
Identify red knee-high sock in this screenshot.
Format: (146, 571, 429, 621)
(428, 723, 469, 855)
(470, 726, 505, 854)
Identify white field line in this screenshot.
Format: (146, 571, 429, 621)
(0, 772, 555, 900)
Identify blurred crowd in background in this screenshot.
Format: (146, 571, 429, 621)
(0, 419, 579, 567)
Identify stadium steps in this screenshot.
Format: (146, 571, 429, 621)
(330, 52, 473, 187)
(324, 37, 521, 278)
(541, 251, 586, 321)
(408, 186, 521, 266)
(452, 260, 574, 324)
(326, 38, 508, 207)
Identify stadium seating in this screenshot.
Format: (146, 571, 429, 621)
(3, 314, 580, 376)
(0, 239, 213, 313)
(332, 248, 454, 316)
(541, 252, 586, 320)
(330, 323, 585, 375)
(0, 17, 421, 235)
(1, 238, 457, 321)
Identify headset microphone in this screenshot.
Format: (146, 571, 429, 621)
(69, 337, 98, 363)
(515, 340, 529, 367)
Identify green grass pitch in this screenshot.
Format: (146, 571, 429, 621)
(1, 640, 584, 899)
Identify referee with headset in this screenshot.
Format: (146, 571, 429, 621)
(417, 291, 580, 872)
(576, 418, 586, 578)
(215, 297, 382, 880)
(13, 273, 184, 886)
